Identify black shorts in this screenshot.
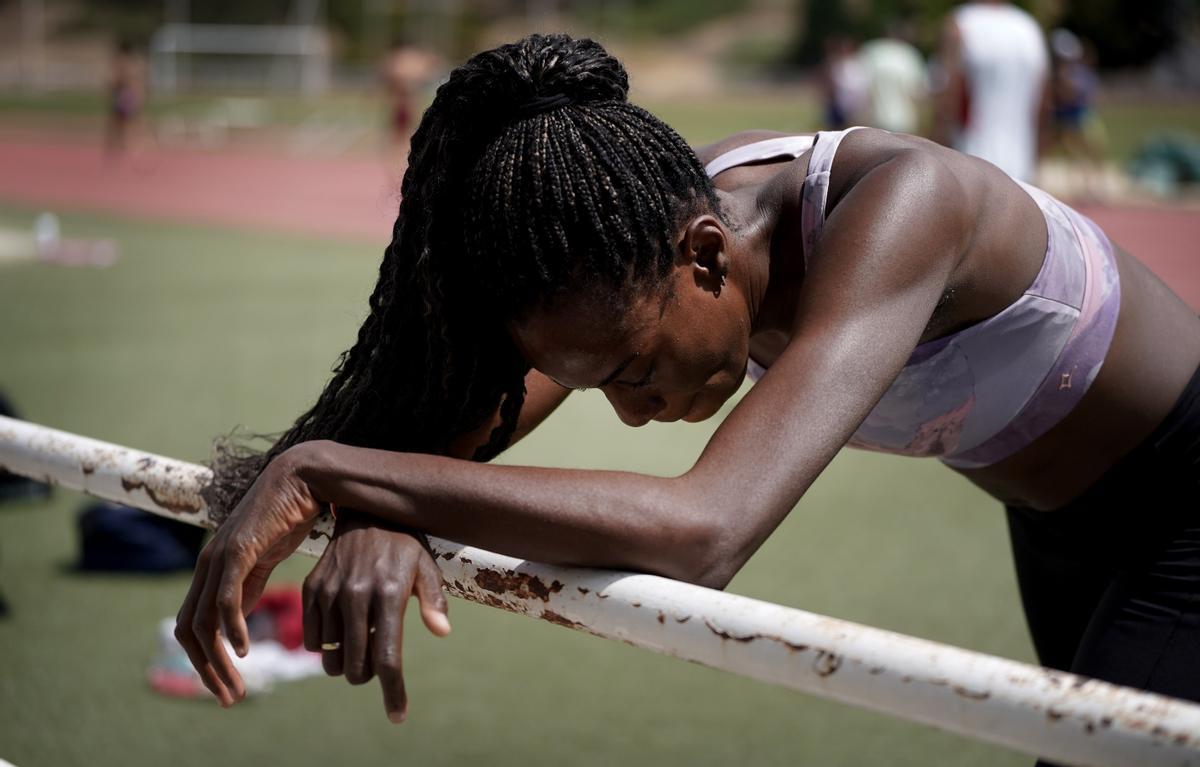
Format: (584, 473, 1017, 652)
(1005, 360, 1200, 763)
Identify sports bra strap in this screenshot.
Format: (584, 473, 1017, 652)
(800, 126, 865, 259)
(703, 127, 866, 265)
(703, 135, 815, 179)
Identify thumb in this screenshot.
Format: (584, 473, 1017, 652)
(415, 555, 451, 638)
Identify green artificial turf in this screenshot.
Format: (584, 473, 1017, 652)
(0, 206, 1032, 766)
(4, 87, 1196, 163)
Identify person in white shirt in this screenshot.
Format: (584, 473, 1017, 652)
(935, 1, 1050, 181)
(858, 26, 928, 135)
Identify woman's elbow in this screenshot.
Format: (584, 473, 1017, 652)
(664, 513, 743, 591)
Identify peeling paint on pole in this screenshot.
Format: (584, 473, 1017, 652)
(2, 415, 1199, 767)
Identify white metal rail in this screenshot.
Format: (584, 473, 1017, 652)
(2, 414, 1198, 767)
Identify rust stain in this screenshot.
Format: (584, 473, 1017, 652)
(1100, 717, 1113, 729)
(577, 587, 590, 595)
(675, 615, 691, 624)
(459, 557, 472, 564)
(540, 610, 584, 629)
(656, 612, 665, 624)
(1043, 671, 1066, 688)
(81, 461, 96, 476)
(473, 568, 564, 602)
(119, 475, 204, 515)
(439, 552, 455, 560)
(813, 651, 841, 677)
(700, 621, 809, 652)
(631, 602, 641, 608)
(952, 686, 990, 701)
(597, 592, 609, 599)
(704, 620, 755, 643)
(1047, 708, 1065, 722)
(868, 666, 886, 676)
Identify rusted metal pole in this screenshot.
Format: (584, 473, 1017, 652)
(2, 414, 1199, 767)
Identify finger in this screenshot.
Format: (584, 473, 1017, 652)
(319, 589, 344, 677)
(240, 566, 273, 624)
(372, 584, 410, 723)
(194, 553, 246, 703)
(341, 585, 373, 685)
(302, 568, 324, 653)
(177, 550, 234, 706)
(215, 542, 256, 658)
(174, 619, 230, 703)
(414, 554, 451, 637)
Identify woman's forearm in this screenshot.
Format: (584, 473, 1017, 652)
(291, 440, 719, 584)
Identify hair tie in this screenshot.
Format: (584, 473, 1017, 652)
(516, 92, 573, 118)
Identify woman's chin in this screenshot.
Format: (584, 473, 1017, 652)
(681, 391, 725, 423)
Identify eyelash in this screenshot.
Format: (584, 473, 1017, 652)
(626, 365, 654, 389)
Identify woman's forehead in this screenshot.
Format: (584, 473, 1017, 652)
(510, 291, 658, 386)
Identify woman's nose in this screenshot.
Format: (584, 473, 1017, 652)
(604, 388, 664, 427)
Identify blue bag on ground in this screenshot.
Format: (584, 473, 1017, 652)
(77, 501, 206, 572)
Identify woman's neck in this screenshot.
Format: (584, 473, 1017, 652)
(719, 177, 805, 339)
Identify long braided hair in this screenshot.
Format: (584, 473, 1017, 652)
(203, 33, 722, 520)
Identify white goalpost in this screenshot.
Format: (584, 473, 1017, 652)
(150, 0, 331, 94)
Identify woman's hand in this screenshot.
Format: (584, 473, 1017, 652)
(175, 446, 325, 707)
(303, 512, 451, 723)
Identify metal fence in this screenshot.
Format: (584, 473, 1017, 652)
(2, 414, 1199, 767)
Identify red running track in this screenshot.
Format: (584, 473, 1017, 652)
(0, 132, 399, 242)
(0, 132, 1196, 309)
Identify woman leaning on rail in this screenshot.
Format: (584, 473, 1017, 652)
(175, 34, 1200, 745)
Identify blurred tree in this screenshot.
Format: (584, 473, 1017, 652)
(572, 0, 750, 38)
(1058, 0, 1193, 68)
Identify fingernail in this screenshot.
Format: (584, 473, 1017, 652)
(389, 710, 407, 724)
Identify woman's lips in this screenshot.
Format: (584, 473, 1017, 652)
(653, 392, 698, 423)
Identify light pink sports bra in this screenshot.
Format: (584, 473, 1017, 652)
(705, 128, 1122, 469)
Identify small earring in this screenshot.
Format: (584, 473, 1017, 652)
(714, 275, 725, 297)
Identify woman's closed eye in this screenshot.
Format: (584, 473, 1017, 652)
(620, 364, 655, 389)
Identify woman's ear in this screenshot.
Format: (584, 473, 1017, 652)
(679, 215, 730, 295)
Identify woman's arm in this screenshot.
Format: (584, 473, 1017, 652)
(289, 146, 971, 588)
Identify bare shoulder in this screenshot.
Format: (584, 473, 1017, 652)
(692, 130, 801, 167)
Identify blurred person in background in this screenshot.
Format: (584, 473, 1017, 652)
(857, 20, 928, 135)
(104, 39, 147, 164)
(380, 42, 441, 180)
(935, 0, 1049, 181)
(1049, 28, 1106, 200)
(821, 36, 867, 130)
(173, 35, 1200, 745)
